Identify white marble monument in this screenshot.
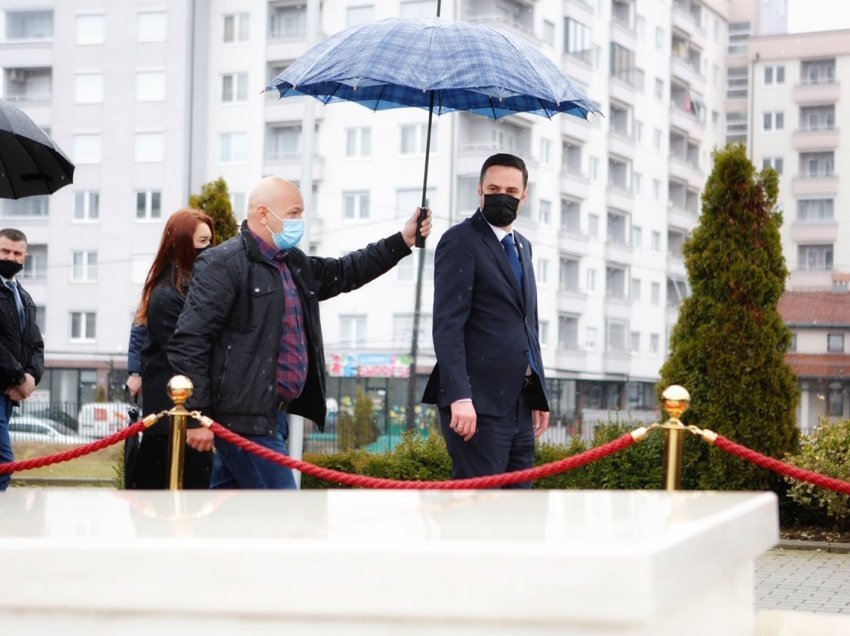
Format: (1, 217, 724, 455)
(1, 489, 780, 635)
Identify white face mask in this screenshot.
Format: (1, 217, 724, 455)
(266, 209, 305, 250)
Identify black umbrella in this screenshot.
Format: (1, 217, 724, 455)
(0, 98, 74, 199)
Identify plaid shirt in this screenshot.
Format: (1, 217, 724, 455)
(253, 231, 308, 402)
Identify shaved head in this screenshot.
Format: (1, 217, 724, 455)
(247, 177, 305, 248)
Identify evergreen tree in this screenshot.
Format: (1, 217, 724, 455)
(659, 144, 799, 491)
(337, 388, 378, 450)
(189, 177, 239, 243)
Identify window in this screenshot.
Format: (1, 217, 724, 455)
(400, 0, 439, 18)
(653, 179, 661, 201)
(651, 231, 661, 251)
(557, 314, 578, 349)
(800, 152, 834, 178)
(4, 67, 51, 102)
(543, 19, 555, 46)
(798, 245, 833, 271)
(828, 382, 844, 417)
(74, 192, 99, 221)
(630, 331, 640, 355)
(655, 26, 663, 49)
(585, 326, 597, 351)
(266, 125, 301, 160)
(221, 73, 248, 103)
(560, 198, 580, 233)
(606, 211, 628, 245)
(74, 73, 103, 104)
(606, 321, 628, 352)
(607, 156, 631, 191)
(136, 191, 162, 220)
(537, 258, 549, 285)
(343, 191, 370, 220)
(588, 214, 599, 239)
(223, 13, 249, 43)
(401, 123, 435, 154)
(764, 65, 785, 85)
(763, 111, 784, 132)
(667, 277, 688, 308)
(69, 311, 96, 341)
(559, 256, 579, 292)
(586, 268, 597, 293)
(631, 226, 642, 248)
(668, 229, 686, 259)
(539, 199, 551, 225)
(562, 138, 582, 174)
(340, 315, 367, 347)
(73, 134, 102, 164)
(726, 111, 748, 143)
(137, 11, 167, 42)
(540, 138, 551, 165)
(610, 43, 642, 88)
(346, 127, 371, 157)
(5, 10, 53, 40)
(651, 281, 660, 305)
(396, 187, 435, 219)
(135, 132, 164, 162)
(650, 333, 659, 355)
(346, 5, 374, 26)
(762, 157, 784, 175)
(72, 251, 98, 282)
(219, 132, 247, 163)
(396, 249, 434, 283)
(828, 334, 844, 353)
(798, 199, 833, 222)
(800, 105, 835, 131)
(612, 0, 633, 28)
(0, 197, 48, 218)
(539, 320, 549, 347)
(727, 66, 748, 99)
(76, 13, 104, 45)
(606, 265, 627, 300)
(20, 245, 46, 280)
(654, 77, 664, 99)
(392, 313, 433, 348)
(727, 21, 750, 55)
(589, 156, 599, 181)
(609, 101, 631, 137)
(800, 59, 835, 85)
(230, 192, 246, 219)
(564, 18, 592, 64)
(653, 128, 662, 150)
(269, 4, 306, 38)
(631, 278, 641, 301)
(136, 70, 166, 101)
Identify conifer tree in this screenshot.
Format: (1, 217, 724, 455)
(659, 144, 799, 490)
(189, 177, 239, 243)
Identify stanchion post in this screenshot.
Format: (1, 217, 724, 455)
(661, 385, 690, 491)
(167, 375, 194, 491)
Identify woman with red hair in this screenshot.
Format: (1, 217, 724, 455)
(127, 208, 215, 489)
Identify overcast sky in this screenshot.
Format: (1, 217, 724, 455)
(787, 0, 850, 32)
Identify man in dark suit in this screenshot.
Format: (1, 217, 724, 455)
(0, 228, 44, 491)
(423, 153, 549, 488)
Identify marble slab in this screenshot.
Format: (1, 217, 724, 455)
(0, 489, 778, 635)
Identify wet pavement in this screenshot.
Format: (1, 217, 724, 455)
(755, 545, 850, 614)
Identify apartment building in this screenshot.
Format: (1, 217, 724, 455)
(0, 0, 820, 432)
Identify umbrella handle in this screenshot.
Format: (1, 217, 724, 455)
(415, 207, 429, 248)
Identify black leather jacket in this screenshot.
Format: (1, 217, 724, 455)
(0, 278, 44, 392)
(168, 221, 411, 435)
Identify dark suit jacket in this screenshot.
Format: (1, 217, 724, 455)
(422, 210, 549, 415)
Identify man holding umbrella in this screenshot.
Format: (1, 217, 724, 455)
(423, 153, 549, 487)
(0, 228, 44, 491)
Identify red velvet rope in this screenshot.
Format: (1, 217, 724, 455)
(713, 435, 850, 495)
(208, 422, 637, 489)
(0, 420, 148, 474)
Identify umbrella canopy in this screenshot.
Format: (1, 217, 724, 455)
(0, 98, 74, 199)
(266, 17, 600, 120)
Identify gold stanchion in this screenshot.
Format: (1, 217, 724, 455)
(661, 385, 690, 491)
(167, 375, 194, 491)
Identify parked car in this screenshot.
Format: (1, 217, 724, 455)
(9, 416, 86, 445)
(77, 402, 136, 438)
(26, 406, 79, 432)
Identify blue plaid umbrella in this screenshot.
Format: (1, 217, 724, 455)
(266, 17, 599, 120)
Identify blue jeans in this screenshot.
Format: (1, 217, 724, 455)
(0, 395, 14, 491)
(210, 411, 297, 489)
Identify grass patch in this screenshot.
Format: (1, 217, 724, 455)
(10, 441, 121, 486)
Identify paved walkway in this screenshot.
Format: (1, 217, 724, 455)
(755, 546, 850, 614)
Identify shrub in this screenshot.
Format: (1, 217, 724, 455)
(337, 387, 378, 450)
(784, 419, 850, 527)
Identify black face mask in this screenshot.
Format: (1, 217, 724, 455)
(194, 245, 211, 259)
(0, 260, 23, 279)
(481, 193, 520, 227)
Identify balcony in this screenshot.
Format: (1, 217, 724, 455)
(559, 171, 590, 201)
(265, 97, 324, 123)
(791, 174, 839, 197)
(606, 183, 634, 212)
(668, 155, 703, 189)
(792, 127, 839, 151)
(793, 81, 840, 105)
(670, 56, 703, 89)
(790, 220, 838, 244)
(4, 67, 51, 102)
(264, 154, 324, 183)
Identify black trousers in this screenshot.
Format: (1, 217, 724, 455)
(439, 386, 535, 489)
(126, 434, 213, 490)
